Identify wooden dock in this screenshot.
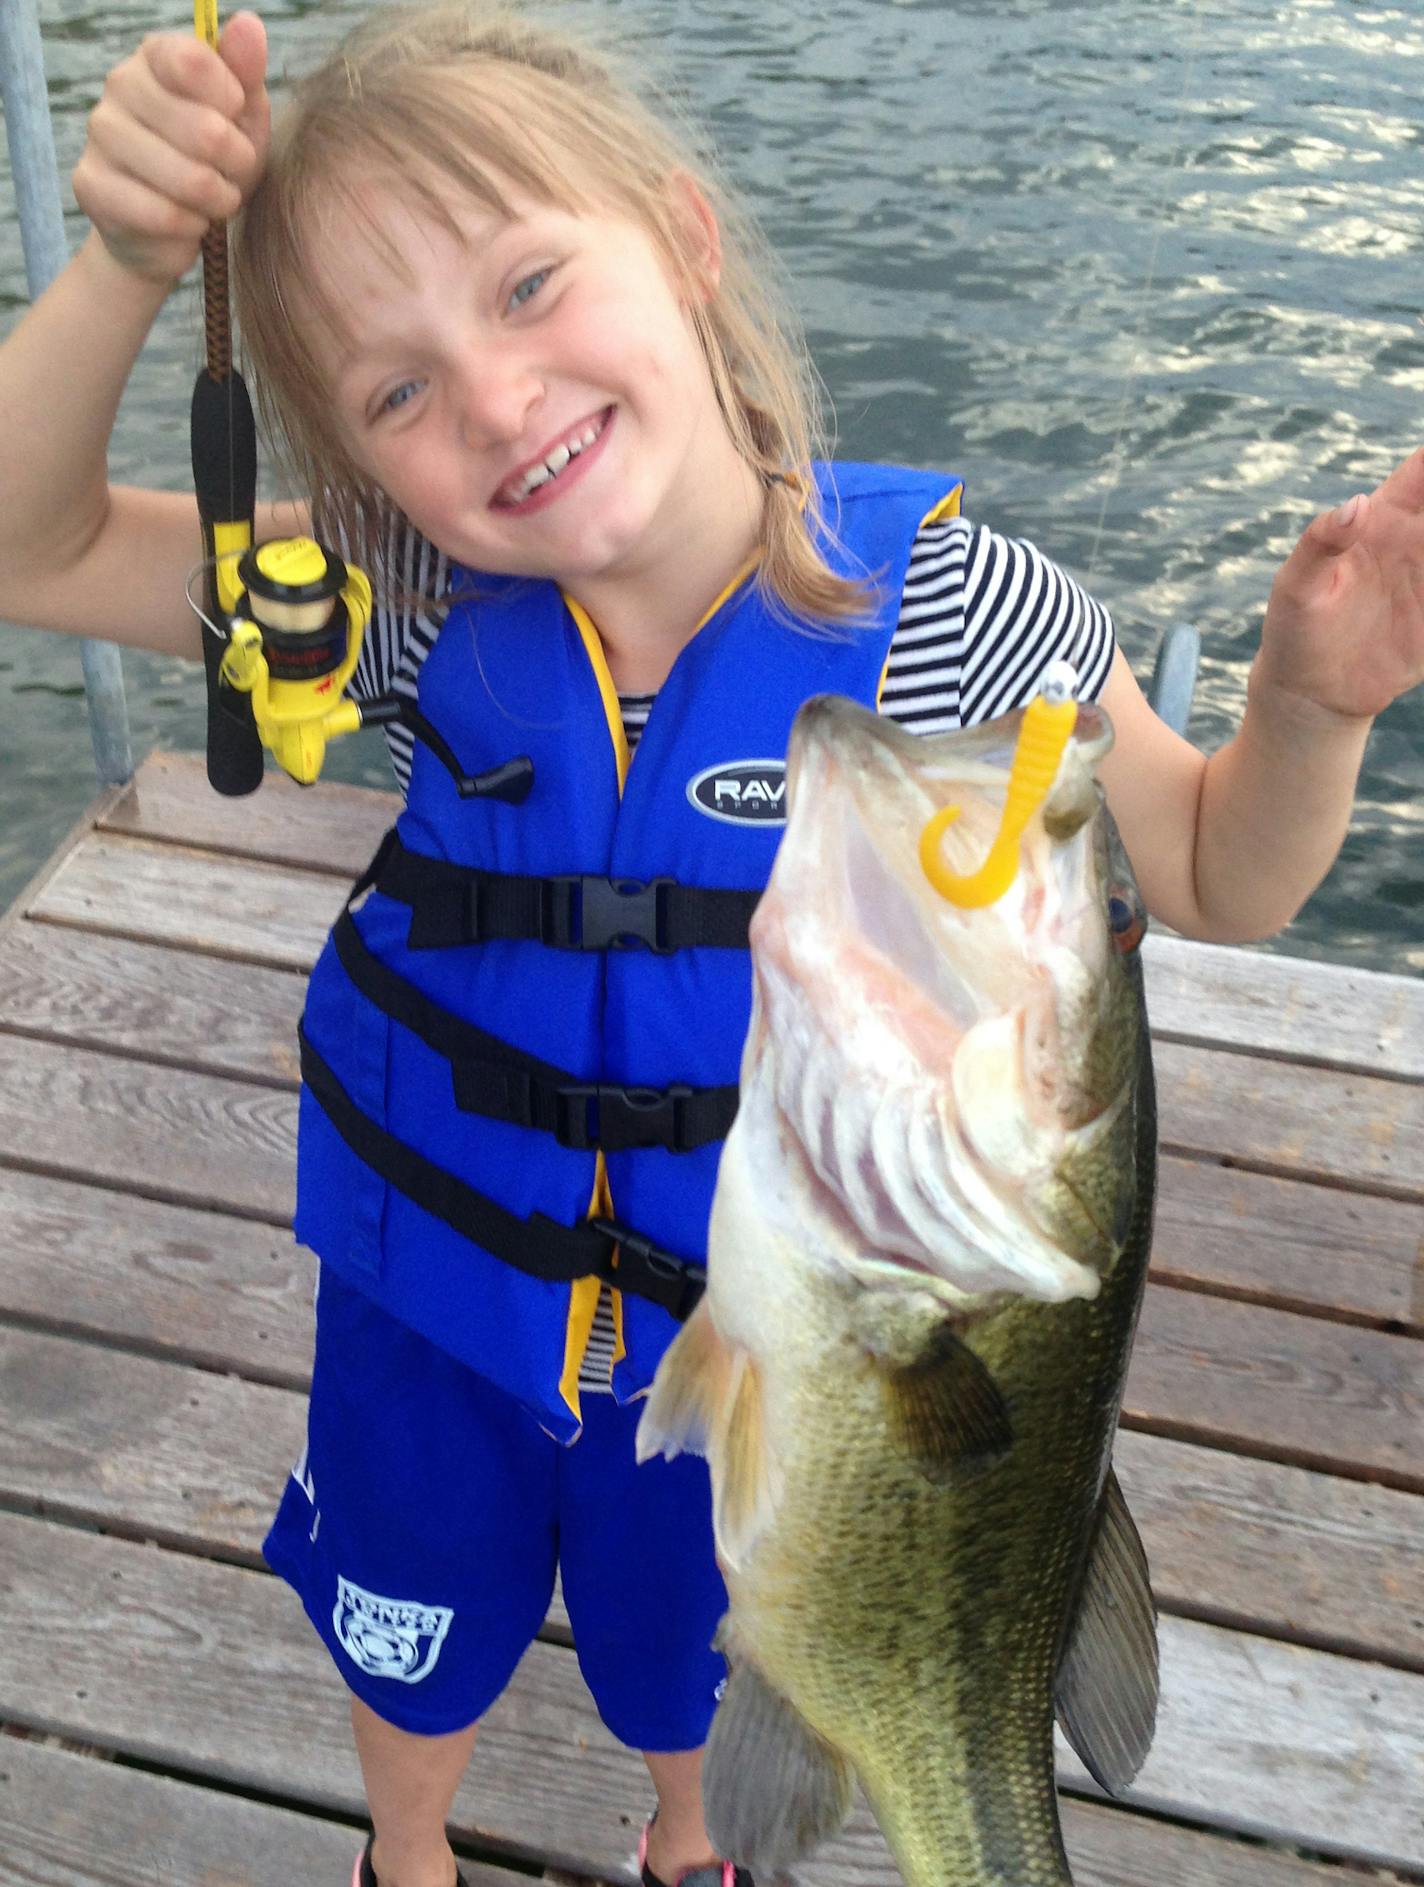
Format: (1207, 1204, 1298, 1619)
(0, 748, 1420, 1887)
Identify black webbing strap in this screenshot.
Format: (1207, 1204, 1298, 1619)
(332, 912, 738, 1153)
(372, 832, 760, 953)
(299, 1027, 706, 1320)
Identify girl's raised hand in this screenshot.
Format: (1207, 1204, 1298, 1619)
(72, 11, 270, 286)
(1256, 446, 1424, 727)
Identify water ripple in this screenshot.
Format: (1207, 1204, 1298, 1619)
(1, 0, 1420, 972)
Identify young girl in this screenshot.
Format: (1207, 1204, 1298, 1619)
(1, 6, 1421, 1887)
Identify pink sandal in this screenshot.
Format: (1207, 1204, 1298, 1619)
(638, 1817, 754, 1887)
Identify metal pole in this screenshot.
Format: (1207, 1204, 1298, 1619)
(0, 0, 134, 787)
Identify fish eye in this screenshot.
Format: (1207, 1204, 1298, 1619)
(1108, 889, 1147, 954)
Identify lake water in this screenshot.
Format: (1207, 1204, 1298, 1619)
(2, 0, 1421, 973)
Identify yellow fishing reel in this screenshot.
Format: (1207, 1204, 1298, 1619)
(218, 537, 374, 786)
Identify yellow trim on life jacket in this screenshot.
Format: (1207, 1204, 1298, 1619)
(563, 559, 760, 785)
(925, 482, 964, 526)
(876, 481, 964, 710)
(564, 596, 631, 792)
(557, 557, 757, 1407)
(610, 1279, 627, 1373)
(558, 1165, 612, 1426)
(698, 556, 761, 630)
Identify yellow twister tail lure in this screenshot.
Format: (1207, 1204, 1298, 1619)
(920, 661, 1080, 909)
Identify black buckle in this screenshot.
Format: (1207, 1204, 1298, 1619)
(557, 1083, 694, 1153)
(591, 1217, 706, 1320)
(544, 875, 675, 952)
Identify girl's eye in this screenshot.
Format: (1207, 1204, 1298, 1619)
(509, 267, 551, 310)
(376, 380, 421, 419)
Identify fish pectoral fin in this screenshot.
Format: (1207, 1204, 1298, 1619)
(712, 1349, 781, 1571)
(636, 1307, 779, 1570)
(1054, 1466, 1160, 1796)
(879, 1322, 1013, 1482)
(635, 1299, 728, 1465)
(704, 1651, 855, 1873)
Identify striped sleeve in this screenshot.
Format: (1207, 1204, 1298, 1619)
(328, 509, 450, 795)
(340, 506, 1114, 794)
(882, 515, 1116, 735)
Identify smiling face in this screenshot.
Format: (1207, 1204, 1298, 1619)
(308, 179, 756, 598)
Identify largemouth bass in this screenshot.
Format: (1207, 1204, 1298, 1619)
(638, 691, 1159, 1887)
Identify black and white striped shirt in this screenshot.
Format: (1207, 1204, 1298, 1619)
(348, 509, 1116, 1393)
(351, 512, 1116, 786)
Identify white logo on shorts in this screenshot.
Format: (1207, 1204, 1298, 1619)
(333, 1576, 453, 1684)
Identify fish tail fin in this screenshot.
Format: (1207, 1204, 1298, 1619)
(704, 1648, 854, 1873)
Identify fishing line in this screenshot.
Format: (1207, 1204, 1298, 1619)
(1085, 1, 1209, 582)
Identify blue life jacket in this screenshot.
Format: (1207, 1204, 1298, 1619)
(295, 461, 962, 1439)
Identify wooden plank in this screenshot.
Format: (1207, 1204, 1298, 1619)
(94, 753, 1424, 1084)
(20, 835, 1424, 1198)
(0, 1325, 299, 1562)
(97, 748, 397, 878)
(0, 1038, 1416, 1485)
(29, 831, 346, 970)
(1125, 1285, 1423, 1493)
(0, 1167, 315, 1385)
(0, 1735, 378, 1887)
(1154, 1038, 1423, 1199)
(1111, 1428, 1424, 1671)
(1151, 1155, 1424, 1333)
(1143, 932, 1424, 1080)
(1058, 1796, 1395, 1887)
(0, 1035, 296, 1222)
(2, 1326, 1419, 1674)
(1, 1512, 1419, 1875)
(0, 920, 305, 1083)
(3, 928, 1419, 1331)
(1054, 1619, 1424, 1869)
(0, 1737, 1357, 1887)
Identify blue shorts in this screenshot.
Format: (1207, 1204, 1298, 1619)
(264, 1265, 727, 1748)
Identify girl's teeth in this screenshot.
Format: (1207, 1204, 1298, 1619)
(508, 417, 605, 502)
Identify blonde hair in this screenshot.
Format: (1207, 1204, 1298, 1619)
(234, 0, 876, 626)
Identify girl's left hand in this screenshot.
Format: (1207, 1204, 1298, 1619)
(1256, 445, 1424, 724)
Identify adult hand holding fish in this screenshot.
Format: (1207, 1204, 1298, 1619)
(639, 688, 1158, 1887)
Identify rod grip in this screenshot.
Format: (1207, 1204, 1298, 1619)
(192, 368, 263, 796)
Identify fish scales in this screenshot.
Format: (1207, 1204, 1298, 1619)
(639, 693, 1160, 1887)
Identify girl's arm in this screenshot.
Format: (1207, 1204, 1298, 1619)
(0, 13, 303, 657)
(1099, 450, 1424, 943)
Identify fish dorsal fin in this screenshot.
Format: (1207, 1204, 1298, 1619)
(1055, 1467, 1160, 1795)
(712, 1348, 780, 1570)
(635, 1298, 728, 1464)
(704, 1648, 855, 1872)
(881, 1321, 1013, 1482)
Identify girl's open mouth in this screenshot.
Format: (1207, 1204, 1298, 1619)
(491, 407, 615, 513)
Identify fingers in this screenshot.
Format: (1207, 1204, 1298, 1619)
(1303, 490, 1371, 559)
(1377, 442, 1424, 514)
(219, 12, 272, 169)
(72, 25, 270, 282)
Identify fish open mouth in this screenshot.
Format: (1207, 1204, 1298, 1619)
(749, 693, 1131, 1306)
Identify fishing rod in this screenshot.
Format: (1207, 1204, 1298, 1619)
(186, 2, 530, 799)
(190, 0, 262, 793)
